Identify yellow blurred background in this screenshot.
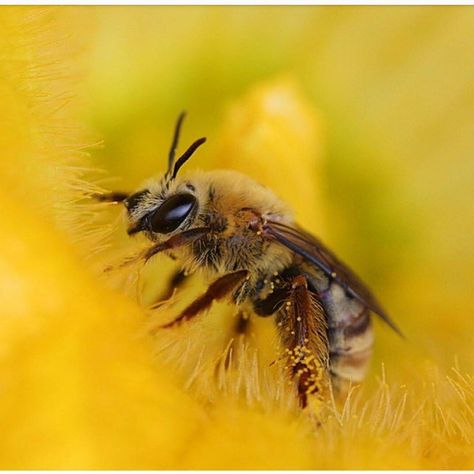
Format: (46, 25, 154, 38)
(1, 5, 473, 469)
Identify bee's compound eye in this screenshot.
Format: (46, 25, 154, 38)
(149, 193, 196, 234)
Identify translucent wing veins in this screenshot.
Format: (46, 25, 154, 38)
(263, 220, 403, 337)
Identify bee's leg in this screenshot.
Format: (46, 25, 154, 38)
(159, 270, 249, 329)
(276, 275, 329, 408)
(150, 268, 188, 309)
(92, 191, 129, 203)
(109, 227, 210, 272)
(143, 227, 210, 262)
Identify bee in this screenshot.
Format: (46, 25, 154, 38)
(96, 112, 401, 408)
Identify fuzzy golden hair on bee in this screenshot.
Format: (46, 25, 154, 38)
(96, 111, 401, 410)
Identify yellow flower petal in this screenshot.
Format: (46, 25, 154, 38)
(0, 190, 205, 469)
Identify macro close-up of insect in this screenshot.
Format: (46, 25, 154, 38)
(3, 4, 474, 469)
(97, 112, 401, 408)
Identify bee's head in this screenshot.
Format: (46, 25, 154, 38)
(122, 112, 206, 239)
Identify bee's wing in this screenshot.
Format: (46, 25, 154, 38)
(264, 220, 402, 336)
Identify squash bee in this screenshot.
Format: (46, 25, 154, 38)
(97, 112, 401, 408)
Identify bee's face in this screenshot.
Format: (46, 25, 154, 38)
(124, 178, 199, 240)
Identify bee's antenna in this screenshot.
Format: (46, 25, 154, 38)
(167, 111, 187, 175)
(171, 137, 207, 179)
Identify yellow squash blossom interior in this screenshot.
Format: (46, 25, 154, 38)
(0, 6, 473, 469)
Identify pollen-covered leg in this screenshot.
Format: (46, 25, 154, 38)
(159, 269, 249, 329)
(276, 275, 329, 408)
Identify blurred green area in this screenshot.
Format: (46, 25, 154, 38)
(73, 6, 474, 377)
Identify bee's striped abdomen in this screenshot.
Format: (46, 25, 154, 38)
(319, 282, 374, 395)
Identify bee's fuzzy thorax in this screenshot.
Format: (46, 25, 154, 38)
(127, 168, 296, 278)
